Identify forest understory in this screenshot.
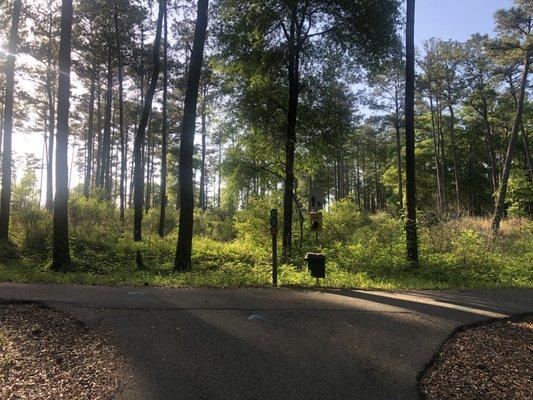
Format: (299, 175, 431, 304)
(0, 0, 531, 289)
(1, 196, 531, 290)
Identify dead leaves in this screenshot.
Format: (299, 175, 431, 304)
(420, 317, 533, 400)
(0, 303, 129, 400)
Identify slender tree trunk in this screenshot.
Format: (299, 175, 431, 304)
(394, 119, 403, 209)
(0, 0, 21, 242)
(102, 48, 113, 198)
(68, 142, 76, 189)
(95, 79, 103, 188)
(492, 56, 530, 233)
(437, 100, 448, 210)
(158, 0, 168, 237)
(199, 86, 207, 211)
(468, 136, 474, 214)
(0, 112, 3, 161)
(39, 116, 48, 205)
(482, 108, 499, 195)
(361, 158, 367, 212)
(128, 124, 136, 208)
(144, 121, 152, 214)
(428, 95, 444, 214)
(217, 131, 222, 207)
(42, 12, 56, 210)
(114, 8, 126, 222)
(356, 162, 361, 209)
(139, 22, 145, 110)
(523, 127, 533, 182)
(373, 159, 379, 211)
(133, 0, 164, 268)
(282, 6, 299, 262)
(405, 0, 419, 264)
(51, 0, 73, 270)
(175, 0, 209, 271)
(83, 68, 96, 198)
(45, 64, 56, 210)
(149, 128, 155, 210)
(448, 104, 460, 213)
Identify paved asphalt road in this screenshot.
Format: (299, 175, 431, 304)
(0, 283, 532, 399)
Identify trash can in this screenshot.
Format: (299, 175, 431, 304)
(305, 253, 326, 278)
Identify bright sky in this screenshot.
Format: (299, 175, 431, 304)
(10, 0, 515, 195)
(415, 0, 512, 44)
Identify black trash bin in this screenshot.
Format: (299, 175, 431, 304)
(305, 253, 326, 278)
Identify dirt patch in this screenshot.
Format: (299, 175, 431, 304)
(0, 302, 131, 399)
(419, 315, 533, 400)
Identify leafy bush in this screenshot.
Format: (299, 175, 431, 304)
(1, 195, 531, 290)
(194, 208, 236, 241)
(11, 207, 52, 255)
(141, 207, 179, 235)
(321, 197, 371, 245)
(69, 196, 122, 240)
(234, 196, 276, 249)
(507, 171, 533, 217)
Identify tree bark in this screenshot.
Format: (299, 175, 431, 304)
(102, 47, 113, 198)
(199, 86, 207, 211)
(128, 124, 136, 208)
(428, 94, 444, 214)
(114, 7, 126, 222)
(492, 56, 530, 233)
(45, 27, 56, 211)
(523, 127, 533, 182)
(175, 0, 209, 271)
(83, 67, 96, 198)
(133, 0, 164, 268)
(144, 120, 152, 214)
(51, 0, 73, 270)
(437, 99, 448, 209)
(95, 80, 103, 188)
(217, 131, 222, 207)
(0, 0, 22, 242)
(394, 119, 403, 209)
(39, 126, 47, 204)
(0, 112, 3, 160)
(405, 0, 419, 264)
(158, 0, 168, 237)
(448, 104, 460, 213)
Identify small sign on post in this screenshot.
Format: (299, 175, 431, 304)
(270, 209, 278, 287)
(306, 211, 325, 284)
(309, 211, 323, 247)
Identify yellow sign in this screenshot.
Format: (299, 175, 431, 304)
(309, 212, 323, 232)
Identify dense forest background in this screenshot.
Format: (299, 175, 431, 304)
(0, 0, 531, 289)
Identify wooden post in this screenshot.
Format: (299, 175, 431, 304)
(270, 209, 278, 287)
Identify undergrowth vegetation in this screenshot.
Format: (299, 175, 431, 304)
(1, 196, 532, 289)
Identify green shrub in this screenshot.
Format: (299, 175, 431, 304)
(141, 207, 179, 235)
(507, 171, 533, 218)
(1, 194, 532, 290)
(321, 197, 371, 245)
(0, 241, 21, 261)
(234, 196, 276, 249)
(194, 208, 236, 241)
(69, 196, 122, 240)
(11, 207, 51, 255)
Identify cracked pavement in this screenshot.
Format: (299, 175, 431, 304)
(1, 283, 531, 399)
